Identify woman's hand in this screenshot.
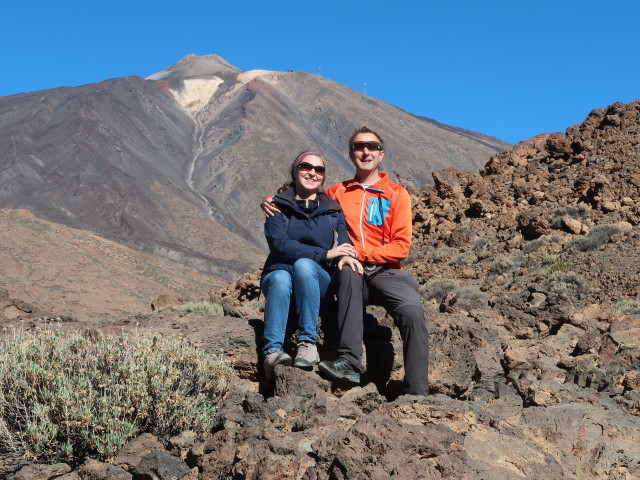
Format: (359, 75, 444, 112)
(327, 243, 357, 260)
(261, 196, 281, 217)
(337, 255, 363, 274)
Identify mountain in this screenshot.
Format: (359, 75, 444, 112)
(0, 54, 509, 318)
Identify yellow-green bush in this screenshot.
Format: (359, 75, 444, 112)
(174, 301, 223, 316)
(0, 328, 235, 464)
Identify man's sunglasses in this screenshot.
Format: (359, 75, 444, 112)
(350, 141, 382, 151)
(298, 162, 325, 174)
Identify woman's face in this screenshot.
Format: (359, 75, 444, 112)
(295, 155, 325, 195)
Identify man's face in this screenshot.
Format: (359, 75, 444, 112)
(349, 133, 384, 176)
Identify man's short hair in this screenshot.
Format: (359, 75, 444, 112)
(348, 126, 384, 150)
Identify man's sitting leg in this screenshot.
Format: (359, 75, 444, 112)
(369, 270, 429, 396)
(395, 303, 429, 395)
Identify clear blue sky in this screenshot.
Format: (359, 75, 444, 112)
(2, 0, 638, 144)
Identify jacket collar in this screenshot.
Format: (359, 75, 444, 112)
(344, 172, 390, 191)
(275, 187, 341, 213)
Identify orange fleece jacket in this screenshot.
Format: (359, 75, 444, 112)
(325, 172, 412, 269)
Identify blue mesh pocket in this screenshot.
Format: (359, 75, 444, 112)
(366, 197, 390, 225)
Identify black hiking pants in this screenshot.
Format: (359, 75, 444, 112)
(335, 267, 429, 396)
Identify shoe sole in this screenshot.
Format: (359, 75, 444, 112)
(274, 354, 292, 367)
(318, 362, 360, 384)
(293, 357, 320, 369)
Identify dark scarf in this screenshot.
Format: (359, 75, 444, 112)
(296, 199, 320, 214)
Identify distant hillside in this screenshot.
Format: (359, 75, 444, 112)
(0, 209, 224, 321)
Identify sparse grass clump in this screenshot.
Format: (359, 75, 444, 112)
(611, 299, 640, 316)
(420, 279, 459, 304)
(0, 329, 235, 465)
(403, 245, 422, 266)
(452, 253, 478, 266)
(522, 239, 544, 254)
(545, 271, 590, 303)
(490, 255, 528, 274)
(432, 246, 457, 263)
(552, 204, 589, 229)
(472, 238, 493, 260)
(175, 301, 223, 316)
(568, 224, 620, 252)
(550, 261, 571, 273)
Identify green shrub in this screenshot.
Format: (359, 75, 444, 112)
(175, 301, 224, 316)
(550, 261, 571, 273)
(0, 329, 235, 464)
(568, 224, 620, 252)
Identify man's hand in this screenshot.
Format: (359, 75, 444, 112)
(261, 196, 281, 217)
(327, 243, 357, 260)
(338, 256, 363, 274)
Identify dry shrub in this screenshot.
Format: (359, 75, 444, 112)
(175, 301, 224, 316)
(0, 328, 235, 464)
(545, 271, 590, 303)
(568, 224, 620, 252)
(420, 279, 459, 303)
(611, 299, 640, 315)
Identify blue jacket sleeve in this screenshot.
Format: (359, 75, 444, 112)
(336, 211, 350, 246)
(264, 212, 327, 264)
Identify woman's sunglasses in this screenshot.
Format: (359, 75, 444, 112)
(298, 162, 325, 175)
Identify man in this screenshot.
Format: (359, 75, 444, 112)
(263, 127, 429, 396)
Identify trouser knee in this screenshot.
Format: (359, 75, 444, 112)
(293, 258, 316, 278)
(337, 266, 363, 286)
(262, 270, 292, 295)
(395, 304, 427, 330)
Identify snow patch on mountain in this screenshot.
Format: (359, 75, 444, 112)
(238, 69, 276, 84)
(172, 77, 224, 116)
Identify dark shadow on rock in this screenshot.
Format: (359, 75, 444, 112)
(318, 298, 340, 362)
(248, 318, 265, 377)
(362, 310, 395, 396)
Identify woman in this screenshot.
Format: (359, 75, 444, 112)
(261, 151, 356, 377)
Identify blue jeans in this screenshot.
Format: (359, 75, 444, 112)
(261, 258, 331, 355)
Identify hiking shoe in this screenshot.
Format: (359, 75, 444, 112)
(318, 358, 360, 384)
(293, 342, 320, 369)
(264, 351, 292, 378)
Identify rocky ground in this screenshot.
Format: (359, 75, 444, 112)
(1, 100, 639, 479)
